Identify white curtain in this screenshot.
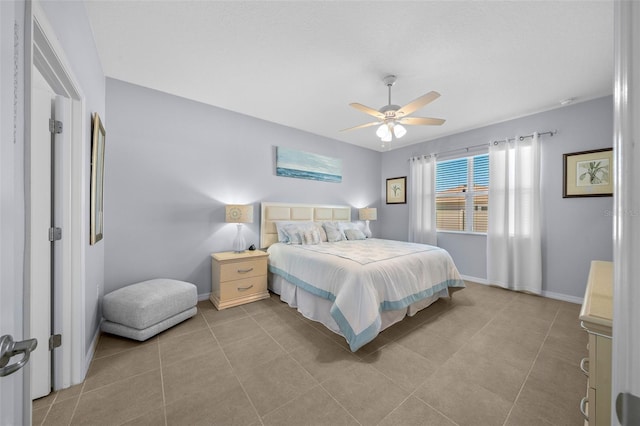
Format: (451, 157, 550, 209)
(487, 133, 542, 293)
(408, 155, 437, 245)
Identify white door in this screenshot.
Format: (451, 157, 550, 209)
(1, 1, 30, 425)
(30, 68, 54, 399)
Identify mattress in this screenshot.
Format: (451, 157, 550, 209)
(267, 238, 465, 351)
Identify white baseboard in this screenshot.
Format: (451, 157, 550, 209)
(83, 320, 102, 381)
(541, 290, 583, 305)
(460, 275, 583, 305)
(198, 292, 211, 302)
(460, 275, 489, 285)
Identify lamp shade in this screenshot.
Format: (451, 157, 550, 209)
(359, 208, 377, 221)
(225, 204, 253, 223)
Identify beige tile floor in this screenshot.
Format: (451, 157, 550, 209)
(32, 281, 588, 426)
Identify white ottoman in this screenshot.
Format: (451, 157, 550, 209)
(101, 279, 198, 341)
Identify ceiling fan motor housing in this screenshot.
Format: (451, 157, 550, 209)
(383, 75, 397, 86)
(379, 104, 401, 120)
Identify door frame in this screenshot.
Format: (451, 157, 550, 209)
(612, 1, 640, 424)
(26, 0, 86, 389)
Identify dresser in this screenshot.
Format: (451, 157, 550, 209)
(210, 250, 269, 310)
(579, 260, 613, 426)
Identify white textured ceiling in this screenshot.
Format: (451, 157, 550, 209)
(85, 1, 613, 152)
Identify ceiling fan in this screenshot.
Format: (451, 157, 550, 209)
(341, 75, 445, 143)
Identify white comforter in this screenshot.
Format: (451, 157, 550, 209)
(267, 238, 464, 351)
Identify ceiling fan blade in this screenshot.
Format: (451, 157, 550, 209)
(398, 117, 446, 126)
(340, 121, 381, 132)
(396, 91, 441, 117)
(349, 103, 385, 119)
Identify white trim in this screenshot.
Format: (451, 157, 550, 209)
(459, 274, 488, 285)
(540, 290, 583, 306)
(613, 1, 640, 423)
(30, 1, 87, 389)
(83, 323, 101, 379)
(462, 275, 583, 305)
(198, 292, 212, 302)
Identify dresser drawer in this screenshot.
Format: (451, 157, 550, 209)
(219, 258, 267, 282)
(219, 275, 267, 300)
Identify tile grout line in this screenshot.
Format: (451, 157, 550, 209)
(250, 306, 362, 424)
(65, 371, 87, 425)
(247, 310, 322, 424)
(157, 327, 168, 426)
(206, 308, 265, 426)
(398, 292, 515, 426)
(367, 346, 460, 426)
(33, 389, 62, 425)
(501, 307, 560, 426)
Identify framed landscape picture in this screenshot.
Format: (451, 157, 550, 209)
(563, 148, 613, 198)
(386, 176, 407, 204)
(90, 113, 106, 245)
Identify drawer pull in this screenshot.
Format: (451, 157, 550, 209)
(237, 284, 254, 292)
(580, 357, 589, 376)
(580, 396, 589, 421)
(237, 267, 254, 274)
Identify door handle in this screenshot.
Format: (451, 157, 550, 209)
(0, 335, 38, 377)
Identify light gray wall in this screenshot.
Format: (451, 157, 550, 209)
(380, 96, 614, 299)
(104, 79, 381, 296)
(39, 1, 106, 355)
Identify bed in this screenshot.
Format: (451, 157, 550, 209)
(261, 202, 465, 351)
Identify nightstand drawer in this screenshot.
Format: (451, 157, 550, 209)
(219, 259, 267, 282)
(219, 276, 266, 300)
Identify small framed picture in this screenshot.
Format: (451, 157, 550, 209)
(563, 148, 613, 198)
(386, 176, 407, 204)
(90, 113, 106, 245)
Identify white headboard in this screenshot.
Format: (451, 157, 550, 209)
(260, 202, 352, 248)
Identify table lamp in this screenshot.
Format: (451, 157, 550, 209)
(225, 204, 253, 252)
(359, 208, 377, 238)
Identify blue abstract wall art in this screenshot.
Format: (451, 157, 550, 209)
(276, 147, 342, 183)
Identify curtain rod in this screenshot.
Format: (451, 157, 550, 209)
(409, 129, 558, 161)
(491, 129, 557, 145)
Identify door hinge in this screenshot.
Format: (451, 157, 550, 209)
(49, 119, 63, 134)
(49, 334, 61, 350)
(48, 227, 62, 242)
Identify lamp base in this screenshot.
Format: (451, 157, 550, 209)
(363, 220, 372, 238)
(232, 224, 246, 253)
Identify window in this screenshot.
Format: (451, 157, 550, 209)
(436, 154, 489, 232)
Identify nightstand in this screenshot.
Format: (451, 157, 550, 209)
(210, 250, 269, 310)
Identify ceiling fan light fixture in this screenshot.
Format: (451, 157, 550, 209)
(376, 123, 390, 139)
(381, 128, 393, 142)
(393, 124, 407, 138)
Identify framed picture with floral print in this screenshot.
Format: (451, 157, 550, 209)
(386, 176, 407, 204)
(563, 148, 613, 198)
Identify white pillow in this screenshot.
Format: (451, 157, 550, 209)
(302, 228, 322, 245)
(274, 221, 313, 243)
(323, 222, 346, 242)
(283, 222, 318, 245)
(344, 228, 366, 240)
(314, 223, 328, 242)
